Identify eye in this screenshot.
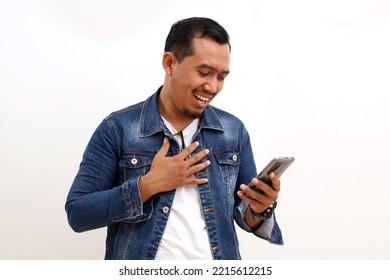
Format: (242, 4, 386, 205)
(198, 71, 209, 77)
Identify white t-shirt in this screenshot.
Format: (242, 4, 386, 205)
(154, 118, 213, 260)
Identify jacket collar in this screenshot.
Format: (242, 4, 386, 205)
(140, 87, 224, 137)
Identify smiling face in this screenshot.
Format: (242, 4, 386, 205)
(159, 36, 230, 130)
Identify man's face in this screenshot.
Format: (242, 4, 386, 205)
(168, 37, 230, 119)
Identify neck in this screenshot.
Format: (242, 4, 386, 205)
(158, 88, 195, 132)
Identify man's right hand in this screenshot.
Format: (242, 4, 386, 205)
(138, 137, 210, 202)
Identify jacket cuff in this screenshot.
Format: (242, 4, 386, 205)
(235, 202, 276, 242)
(120, 176, 153, 222)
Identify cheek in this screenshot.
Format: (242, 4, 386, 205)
(217, 81, 224, 92)
(172, 70, 204, 93)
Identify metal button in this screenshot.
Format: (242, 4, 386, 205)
(232, 154, 237, 162)
(131, 157, 138, 165)
(162, 206, 170, 213)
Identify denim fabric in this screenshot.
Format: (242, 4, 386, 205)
(65, 87, 283, 260)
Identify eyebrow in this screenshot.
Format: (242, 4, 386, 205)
(197, 64, 230, 76)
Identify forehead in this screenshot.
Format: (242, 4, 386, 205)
(189, 37, 230, 71)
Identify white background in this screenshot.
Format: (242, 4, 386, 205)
(1, 0, 389, 260)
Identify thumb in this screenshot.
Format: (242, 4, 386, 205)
(156, 137, 170, 157)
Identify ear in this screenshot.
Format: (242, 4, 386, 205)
(162, 52, 177, 76)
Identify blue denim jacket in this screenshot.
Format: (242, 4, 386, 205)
(65, 88, 283, 260)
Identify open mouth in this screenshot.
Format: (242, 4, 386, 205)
(193, 93, 210, 103)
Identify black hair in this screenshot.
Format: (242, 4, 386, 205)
(164, 17, 231, 63)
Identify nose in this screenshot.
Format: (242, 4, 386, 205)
(203, 77, 219, 94)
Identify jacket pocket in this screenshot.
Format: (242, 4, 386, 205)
(214, 149, 240, 186)
(119, 151, 155, 183)
(214, 149, 240, 214)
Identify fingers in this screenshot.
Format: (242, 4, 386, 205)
(237, 186, 270, 214)
(179, 141, 200, 160)
(175, 141, 210, 167)
(250, 173, 280, 195)
(156, 137, 170, 157)
(239, 173, 280, 204)
(157, 138, 202, 160)
(160, 138, 210, 178)
(186, 173, 209, 185)
(239, 184, 273, 204)
(269, 172, 281, 191)
(238, 182, 277, 214)
(182, 147, 210, 178)
(188, 159, 211, 175)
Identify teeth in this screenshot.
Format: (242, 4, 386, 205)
(194, 93, 209, 102)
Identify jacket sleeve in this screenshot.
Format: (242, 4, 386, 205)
(232, 125, 284, 245)
(65, 120, 153, 233)
(234, 202, 284, 245)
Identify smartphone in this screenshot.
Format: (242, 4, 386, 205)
(248, 157, 295, 192)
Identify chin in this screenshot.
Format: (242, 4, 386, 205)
(183, 108, 203, 119)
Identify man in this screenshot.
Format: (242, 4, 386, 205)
(66, 17, 283, 260)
